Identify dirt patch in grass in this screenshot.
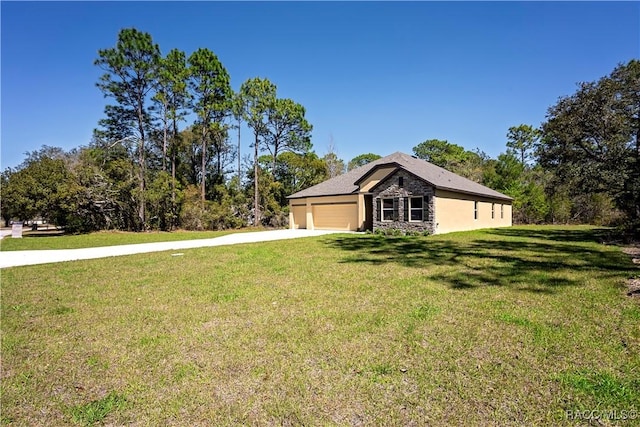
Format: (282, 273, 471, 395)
(623, 245, 640, 261)
(622, 246, 640, 298)
(628, 278, 640, 297)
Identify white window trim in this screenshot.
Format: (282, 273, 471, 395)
(409, 196, 424, 222)
(381, 198, 394, 222)
(474, 201, 478, 220)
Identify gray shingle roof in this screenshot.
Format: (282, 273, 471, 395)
(288, 151, 512, 201)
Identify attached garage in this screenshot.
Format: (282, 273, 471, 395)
(288, 152, 512, 234)
(288, 194, 361, 231)
(290, 204, 306, 229)
(312, 202, 358, 231)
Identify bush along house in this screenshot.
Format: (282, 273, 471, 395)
(287, 151, 512, 234)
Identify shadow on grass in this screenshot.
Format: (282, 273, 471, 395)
(21, 230, 66, 238)
(487, 227, 616, 244)
(326, 228, 632, 293)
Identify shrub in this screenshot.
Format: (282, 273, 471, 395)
(178, 184, 248, 231)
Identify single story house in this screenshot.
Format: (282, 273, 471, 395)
(287, 151, 512, 234)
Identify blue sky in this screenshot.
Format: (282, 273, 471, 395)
(2, 1, 638, 171)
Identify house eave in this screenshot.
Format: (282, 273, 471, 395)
(287, 190, 358, 200)
(435, 185, 513, 201)
(365, 166, 512, 201)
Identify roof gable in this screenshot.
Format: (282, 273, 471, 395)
(288, 151, 513, 201)
(367, 166, 435, 194)
(354, 163, 398, 193)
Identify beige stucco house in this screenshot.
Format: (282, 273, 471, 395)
(288, 151, 512, 234)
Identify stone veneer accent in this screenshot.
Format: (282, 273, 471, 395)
(371, 170, 435, 234)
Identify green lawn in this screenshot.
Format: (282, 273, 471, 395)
(1, 226, 639, 426)
(0, 229, 253, 251)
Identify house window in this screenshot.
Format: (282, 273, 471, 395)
(474, 201, 478, 220)
(399, 176, 404, 188)
(409, 197, 423, 221)
(382, 198, 395, 221)
(501, 204, 504, 219)
(491, 203, 495, 219)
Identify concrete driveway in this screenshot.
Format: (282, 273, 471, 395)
(0, 229, 352, 269)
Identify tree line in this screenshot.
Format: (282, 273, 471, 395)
(411, 59, 638, 235)
(2, 28, 318, 232)
(1, 29, 637, 236)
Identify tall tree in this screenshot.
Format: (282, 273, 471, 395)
(231, 91, 244, 179)
(153, 48, 190, 228)
(455, 149, 487, 183)
(539, 60, 640, 232)
(207, 122, 235, 188)
(95, 28, 160, 229)
(275, 151, 328, 198)
(413, 139, 469, 170)
(413, 139, 484, 181)
(484, 152, 548, 224)
(348, 153, 381, 171)
(153, 49, 189, 170)
(506, 124, 541, 166)
(323, 140, 345, 178)
(238, 77, 277, 226)
(264, 98, 313, 172)
(177, 126, 200, 187)
(610, 60, 640, 230)
(188, 48, 232, 202)
(492, 152, 525, 190)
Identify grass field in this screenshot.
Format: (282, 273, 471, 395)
(0, 229, 246, 251)
(1, 226, 639, 425)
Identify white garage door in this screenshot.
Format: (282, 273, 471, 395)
(291, 205, 307, 229)
(312, 203, 358, 231)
